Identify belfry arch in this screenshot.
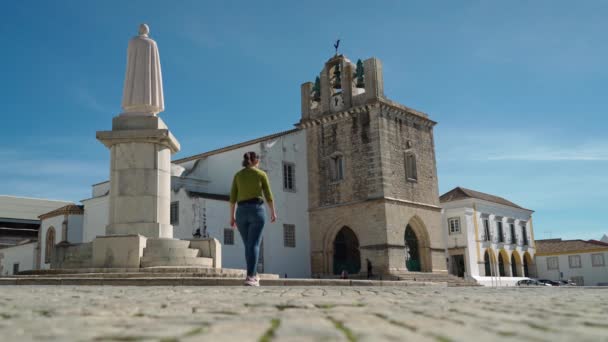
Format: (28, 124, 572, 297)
(404, 216, 432, 273)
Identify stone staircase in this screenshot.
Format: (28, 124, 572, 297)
(140, 238, 213, 268)
(389, 272, 480, 287)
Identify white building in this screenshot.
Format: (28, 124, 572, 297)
(440, 187, 536, 286)
(535, 239, 608, 286)
(0, 195, 73, 275)
(73, 128, 311, 278)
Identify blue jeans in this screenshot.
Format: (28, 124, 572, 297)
(236, 203, 265, 277)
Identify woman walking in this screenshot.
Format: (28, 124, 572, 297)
(230, 151, 277, 286)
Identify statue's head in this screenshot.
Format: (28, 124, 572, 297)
(138, 24, 150, 36)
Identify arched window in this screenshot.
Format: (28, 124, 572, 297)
(404, 153, 417, 182)
(45, 227, 56, 264)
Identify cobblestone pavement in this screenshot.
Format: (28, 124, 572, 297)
(0, 286, 607, 342)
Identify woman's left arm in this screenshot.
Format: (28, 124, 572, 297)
(261, 172, 277, 223)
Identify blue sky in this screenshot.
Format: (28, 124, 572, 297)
(1, 1, 606, 240)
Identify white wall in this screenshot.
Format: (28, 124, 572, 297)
(82, 196, 109, 242)
(67, 214, 84, 243)
(79, 130, 311, 277)
(174, 131, 311, 278)
(536, 252, 608, 286)
(0, 242, 36, 275)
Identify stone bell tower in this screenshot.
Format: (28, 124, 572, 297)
(299, 53, 446, 277)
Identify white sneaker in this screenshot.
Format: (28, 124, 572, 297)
(244, 276, 259, 287)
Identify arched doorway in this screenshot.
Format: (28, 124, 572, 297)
(332, 227, 361, 275)
(523, 252, 533, 277)
(498, 252, 506, 276)
(404, 225, 420, 272)
(511, 252, 522, 277)
(484, 250, 491, 276)
(45, 227, 56, 264)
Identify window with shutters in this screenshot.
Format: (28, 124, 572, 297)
(448, 217, 460, 234)
(483, 219, 491, 241)
(546, 256, 559, 270)
(170, 201, 179, 225)
(283, 224, 296, 248)
(224, 228, 234, 245)
(283, 162, 296, 192)
(510, 223, 516, 244)
(568, 255, 582, 268)
(591, 253, 605, 267)
(404, 153, 417, 182)
(497, 221, 504, 243)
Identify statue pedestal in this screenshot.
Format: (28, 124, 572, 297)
(97, 115, 179, 239)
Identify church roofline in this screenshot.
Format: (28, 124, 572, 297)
(173, 128, 301, 164)
(440, 186, 533, 212)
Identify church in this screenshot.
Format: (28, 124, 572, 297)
(3, 26, 456, 279)
(25, 51, 447, 279)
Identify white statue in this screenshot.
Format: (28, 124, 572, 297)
(121, 24, 164, 116)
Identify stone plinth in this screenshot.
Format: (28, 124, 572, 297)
(92, 235, 147, 268)
(96, 115, 180, 239)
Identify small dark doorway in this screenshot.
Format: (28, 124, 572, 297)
(451, 255, 465, 278)
(404, 225, 420, 272)
(511, 254, 518, 277)
(333, 227, 361, 275)
(484, 251, 491, 276)
(523, 255, 529, 277)
(498, 253, 506, 276)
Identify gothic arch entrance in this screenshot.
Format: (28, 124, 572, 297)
(332, 226, 361, 275)
(405, 225, 421, 272)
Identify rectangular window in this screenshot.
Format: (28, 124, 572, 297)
(522, 226, 528, 245)
(546, 256, 559, 270)
(405, 153, 417, 181)
(12, 263, 19, 275)
(448, 217, 460, 234)
(568, 255, 582, 268)
(330, 155, 344, 182)
(483, 219, 491, 241)
(223, 228, 234, 245)
(283, 224, 296, 248)
(510, 223, 516, 244)
(497, 221, 504, 243)
(283, 162, 296, 191)
(591, 253, 605, 267)
(170, 201, 179, 225)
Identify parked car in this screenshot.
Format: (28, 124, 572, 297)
(516, 279, 547, 286)
(537, 279, 560, 286)
(558, 280, 576, 286)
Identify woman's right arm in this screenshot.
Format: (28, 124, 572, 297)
(229, 175, 238, 228)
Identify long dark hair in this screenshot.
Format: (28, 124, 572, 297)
(242, 151, 259, 167)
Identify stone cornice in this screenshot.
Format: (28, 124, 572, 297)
(298, 98, 436, 129)
(96, 129, 180, 153)
(309, 196, 441, 212)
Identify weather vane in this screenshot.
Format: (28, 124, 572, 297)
(334, 39, 340, 55)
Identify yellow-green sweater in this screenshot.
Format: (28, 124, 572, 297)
(229, 167, 274, 204)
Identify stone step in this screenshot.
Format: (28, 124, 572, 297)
(145, 238, 191, 250)
(0, 277, 442, 287)
(142, 247, 199, 258)
(140, 256, 213, 268)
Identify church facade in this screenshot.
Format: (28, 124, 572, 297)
(299, 55, 445, 276)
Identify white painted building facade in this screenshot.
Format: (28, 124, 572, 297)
(535, 239, 608, 286)
(0, 242, 36, 275)
(440, 187, 536, 286)
(73, 129, 311, 278)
